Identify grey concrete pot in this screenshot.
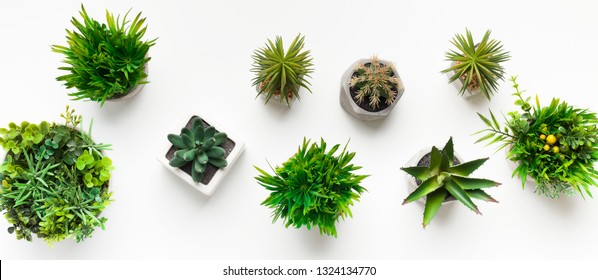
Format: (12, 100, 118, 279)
(340, 58, 405, 121)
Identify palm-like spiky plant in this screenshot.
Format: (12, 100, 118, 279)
(255, 138, 367, 237)
(401, 137, 500, 228)
(350, 55, 400, 110)
(167, 117, 228, 183)
(441, 28, 510, 100)
(251, 34, 314, 107)
(52, 5, 157, 106)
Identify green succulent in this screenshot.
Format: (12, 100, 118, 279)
(401, 137, 500, 228)
(52, 5, 157, 106)
(476, 76, 598, 198)
(441, 28, 510, 100)
(251, 34, 314, 107)
(255, 138, 368, 237)
(350, 55, 400, 110)
(0, 107, 113, 245)
(167, 117, 228, 183)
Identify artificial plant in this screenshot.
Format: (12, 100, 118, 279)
(350, 55, 400, 110)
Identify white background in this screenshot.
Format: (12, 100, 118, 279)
(0, 0, 597, 260)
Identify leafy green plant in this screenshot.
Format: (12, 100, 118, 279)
(52, 5, 157, 106)
(476, 77, 598, 198)
(0, 106, 113, 245)
(251, 34, 314, 107)
(441, 28, 510, 100)
(350, 55, 400, 110)
(255, 138, 368, 237)
(401, 137, 500, 228)
(167, 117, 228, 183)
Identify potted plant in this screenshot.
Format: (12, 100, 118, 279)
(52, 5, 157, 106)
(251, 34, 314, 107)
(160, 115, 245, 196)
(476, 76, 598, 198)
(440, 28, 510, 100)
(340, 55, 405, 121)
(255, 138, 368, 237)
(0, 107, 114, 245)
(401, 137, 500, 228)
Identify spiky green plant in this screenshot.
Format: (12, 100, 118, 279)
(52, 5, 157, 106)
(476, 76, 598, 198)
(350, 55, 400, 110)
(401, 137, 500, 228)
(255, 138, 368, 237)
(167, 117, 228, 183)
(441, 28, 510, 100)
(0, 106, 113, 245)
(251, 34, 314, 107)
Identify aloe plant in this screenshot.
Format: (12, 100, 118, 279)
(401, 137, 500, 228)
(167, 117, 228, 183)
(52, 5, 157, 106)
(441, 28, 510, 100)
(251, 34, 314, 107)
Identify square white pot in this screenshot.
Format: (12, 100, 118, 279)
(159, 114, 245, 196)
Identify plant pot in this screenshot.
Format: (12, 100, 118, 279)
(159, 115, 245, 196)
(106, 55, 149, 102)
(340, 58, 405, 121)
(404, 147, 463, 204)
(255, 82, 297, 106)
(446, 61, 481, 98)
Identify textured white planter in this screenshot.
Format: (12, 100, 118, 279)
(159, 114, 245, 196)
(340, 58, 405, 121)
(107, 55, 149, 102)
(404, 146, 463, 204)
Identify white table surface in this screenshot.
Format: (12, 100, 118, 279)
(1, 0, 597, 259)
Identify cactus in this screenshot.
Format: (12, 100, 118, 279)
(350, 55, 400, 110)
(167, 117, 228, 183)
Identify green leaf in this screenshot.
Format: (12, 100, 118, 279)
(445, 179, 480, 214)
(206, 146, 225, 158)
(447, 158, 488, 176)
(466, 189, 498, 203)
(400, 166, 430, 181)
(403, 176, 441, 204)
(209, 158, 228, 168)
(422, 188, 446, 228)
(452, 176, 501, 190)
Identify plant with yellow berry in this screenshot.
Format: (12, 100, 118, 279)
(476, 76, 598, 198)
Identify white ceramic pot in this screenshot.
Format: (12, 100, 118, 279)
(255, 82, 297, 106)
(159, 114, 245, 196)
(403, 146, 463, 204)
(340, 58, 405, 121)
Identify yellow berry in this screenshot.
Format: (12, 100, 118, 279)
(543, 144, 550, 151)
(552, 146, 559, 153)
(539, 134, 546, 140)
(546, 134, 557, 145)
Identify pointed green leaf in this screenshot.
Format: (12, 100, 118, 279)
(466, 189, 498, 203)
(403, 176, 441, 204)
(452, 176, 501, 190)
(423, 188, 446, 228)
(447, 158, 488, 176)
(400, 166, 430, 181)
(445, 179, 481, 214)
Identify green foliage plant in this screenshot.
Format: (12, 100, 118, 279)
(255, 138, 368, 237)
(441, 28, 510, 100)
(167, 117, 228, 183)
(401, 137, 500, 228)
(350, 55, 400, 110)
(52, 5, 157, 106)
(251, 34, 314, 107)
(476, 76, 598, 198)
(0, 106, 113, 245)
